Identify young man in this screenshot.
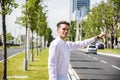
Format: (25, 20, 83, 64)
(48, 21, 106, 80)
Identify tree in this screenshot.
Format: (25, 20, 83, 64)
(0, 0, 18, 79)
(18, 0, 52, 61)
(6, 32, 13, 43)
(0, 35, 2, 45)
(82, 1, 119, 48)
(68, 21, 76, 41)
(110, 0, 120, 47)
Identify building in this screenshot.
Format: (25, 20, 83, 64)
(70, 0, 90, 20)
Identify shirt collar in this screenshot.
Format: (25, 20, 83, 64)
(56, 36, 66, 43)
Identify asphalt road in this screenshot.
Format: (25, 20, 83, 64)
(70, 50, 120, 80)
(0, 48, 24, 61)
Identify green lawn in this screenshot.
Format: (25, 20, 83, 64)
(0, 46, 2, 49)
(0, 46, 21, 49)
(98, 49, 120, 54)
(0, 49, 48, 80)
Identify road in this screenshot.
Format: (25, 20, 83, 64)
(70, 50, 120, 80)
(0, 48, 24, 61)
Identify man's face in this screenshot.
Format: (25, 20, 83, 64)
(57, 24, 69, 40)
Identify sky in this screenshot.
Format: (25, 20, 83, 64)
(0, 0, 105, 38)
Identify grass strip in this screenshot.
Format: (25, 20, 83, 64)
(0, 46, 21, 49)
(98, 49, 120, 54)
(0, 48, 48, 80)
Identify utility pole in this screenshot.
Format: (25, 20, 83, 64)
(79, 7, 85, 41)
(75, 9, 80, 41)
(80, 14, 82, 41)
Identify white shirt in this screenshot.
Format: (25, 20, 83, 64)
(48, 37, 95, 80)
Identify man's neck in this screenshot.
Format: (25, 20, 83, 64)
(58, 36, 65, 41)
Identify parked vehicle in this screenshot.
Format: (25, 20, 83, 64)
(85, 45, 97, 54)
(97, 43, 104, 49)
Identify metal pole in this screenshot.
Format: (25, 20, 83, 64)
(75, 9, 80, 41)
(80, 18, 82, 41)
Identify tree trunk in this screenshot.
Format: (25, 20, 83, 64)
(31, 30, 34, 61)
(36, 32, 38, 56)
(23, 0, 28, 71)
(2, 0, 8, 79)
(111, 33, 114, 49)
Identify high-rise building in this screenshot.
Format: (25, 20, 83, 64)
(69, 0, 90, 41)
(70, 0, 90, 20)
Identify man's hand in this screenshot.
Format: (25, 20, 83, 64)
(98, 32, 106, 38)
(95, 32, 106, 40)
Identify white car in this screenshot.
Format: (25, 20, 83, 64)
(85, 45, 97, 54)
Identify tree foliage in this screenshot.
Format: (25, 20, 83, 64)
(71, 0, 120, 48)
(0, 0, 18, 79)
(0, 0, 18, 14)
(17, 0, 53, 47)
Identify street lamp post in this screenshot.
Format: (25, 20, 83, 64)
(80, 18, 82, 41)
(75, 9, 80, 41)
(79, 6, 86, 41)
(75, 7, 85, 41)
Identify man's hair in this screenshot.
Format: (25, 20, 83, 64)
(57, 21, 70, 28)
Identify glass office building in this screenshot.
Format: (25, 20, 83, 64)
(71, 0, 90, 18)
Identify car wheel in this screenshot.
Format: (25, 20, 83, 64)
(94, 52, 97, 54)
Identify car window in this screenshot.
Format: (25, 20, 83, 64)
(89, 46, 96, 48)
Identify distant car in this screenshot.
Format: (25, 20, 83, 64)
(85, 45, 97, 54)
(97, 43, 104, 49)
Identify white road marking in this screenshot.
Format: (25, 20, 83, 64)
(101, 60, 107, 64)
(88, 55, 91, 57)
(0, 60, 3, 63)
(112, 65, 120, 70)
(7, 76, 28, 78)
(93, 57, 98, 60)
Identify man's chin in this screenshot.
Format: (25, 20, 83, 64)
(63, 35, 67, 38)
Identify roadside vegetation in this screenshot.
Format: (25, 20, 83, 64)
(0, 46, 2, 49)
(98, 49, 120, 54)
(69, 0, 120, 49)
(0, 49, 48, 80)
(0, 46, 21, 49)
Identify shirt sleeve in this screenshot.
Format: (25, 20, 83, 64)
(67, 37, 95, 49)
(48, 43, 59, 80)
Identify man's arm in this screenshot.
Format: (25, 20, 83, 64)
(48, 44, 59, 80)
(67, 32, 106, 49)
(94, 32, 106, 40)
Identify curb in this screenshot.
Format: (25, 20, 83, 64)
(81, 49, 120, 58)
(0, 50, 24, 63)
(68, 65, 80, 80)
(98, 52, 120, 58)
